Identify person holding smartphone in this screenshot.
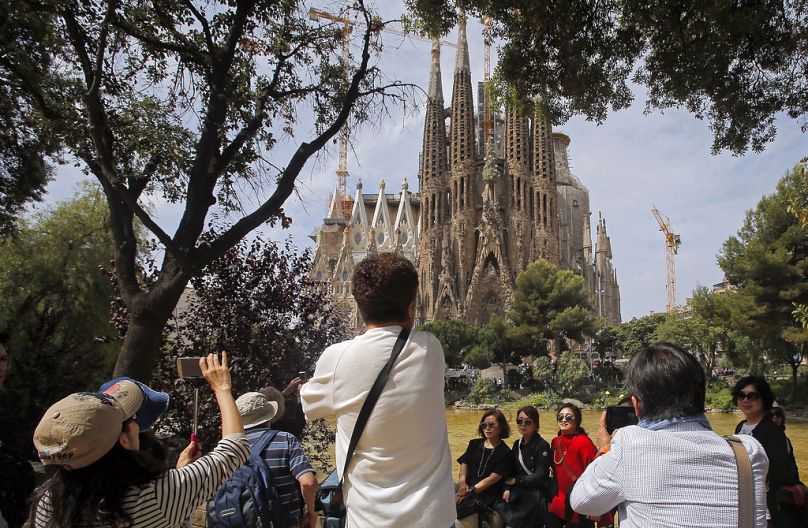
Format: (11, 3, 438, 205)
(29, 353, 248, 528)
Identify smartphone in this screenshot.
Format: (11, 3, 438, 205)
(298, 371, 307, 378)
(176, 357, 204, 378)
(605, 406, 638, 434)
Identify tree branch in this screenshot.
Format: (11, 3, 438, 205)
(199, 1, 378, 264)
(112, 14, 207, 66)
(182, 0, 215, 54)
(87, 0, 117, 97)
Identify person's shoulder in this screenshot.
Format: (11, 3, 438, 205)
(411, 329, 443, 349)
(572, 432, 596, 448)
(468, 437, 484, 449)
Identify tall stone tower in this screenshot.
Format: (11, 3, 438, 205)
(313, 20, 621, 332)
(416, 16, 563, 325)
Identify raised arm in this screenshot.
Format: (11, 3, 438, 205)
(200, 351, 243, 437)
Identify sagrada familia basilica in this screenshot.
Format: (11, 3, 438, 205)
(311, 19, 621, 332)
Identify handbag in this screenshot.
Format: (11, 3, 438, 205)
(316, 328, 411, 526)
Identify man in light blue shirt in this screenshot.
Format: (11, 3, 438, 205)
(570, 343, 769, 528)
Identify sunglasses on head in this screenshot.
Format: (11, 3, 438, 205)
(516, 418, 534, 426)
(737, 391, 761, 402)
(557, 413, 575, 423)
(480, 421, 498, 430)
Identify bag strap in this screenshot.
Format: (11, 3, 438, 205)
(251, 429, 280, 458)
(517, 439, 534, 475)
(340, 328, 410, 485)
(725, 435, 754, 528)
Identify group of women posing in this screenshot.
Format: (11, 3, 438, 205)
(454, 403, 613, 528)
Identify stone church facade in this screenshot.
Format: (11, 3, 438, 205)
(311, 20, 620, 332)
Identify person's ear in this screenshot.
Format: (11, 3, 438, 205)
(119, 431, 133, 449)
(407, 298, 416, 324)
(631, 395, 641, 418)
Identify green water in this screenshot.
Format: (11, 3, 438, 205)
(446, 408, 807, 478)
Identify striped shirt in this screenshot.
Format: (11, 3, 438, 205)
(33, 435, 250, 528)
(244, 426, 315, 520)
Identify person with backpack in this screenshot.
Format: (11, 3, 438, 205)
(209, 391, 317, 528)
(28, 352, 249, 528)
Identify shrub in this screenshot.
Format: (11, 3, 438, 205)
(706, 385, 735, 411)
(513, 392, 562, 409)
(468, 378, 504, 405)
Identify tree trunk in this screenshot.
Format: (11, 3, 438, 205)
(113, 271, 189, 382)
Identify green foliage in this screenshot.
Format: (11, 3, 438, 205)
(407, 2, 808, 154)
(420, 319, 482, 367)
(468, 377, 504, 405)
(531, 356, 554, 391)
(0, 1, 412, 380)
(0, 185, 122, 455)
(706, 385, 735, 412)
(655, 286, 737, 375)
(719, 162, 808, 397)
(510, 259, 597, 355)
(464, 344, 494, 370)
(785, 158, 808, 329)
(146, 237, 349, 451)
(555, 351, 589, 396)
(512, 391, 563, 410)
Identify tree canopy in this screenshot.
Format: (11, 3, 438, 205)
(406, 0, 808, 154)
(719, 162, 808, 396)
(509, 259, 598, 355)
(419, 319, 482, 367)
(0, 0, 410, 380)
(0, 185, 121, 455)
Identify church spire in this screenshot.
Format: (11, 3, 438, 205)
(450, 15, 475, 167)
(532, 95, 556, 183)
(505, 103, 530, 165)
(420, 39, 447, 185)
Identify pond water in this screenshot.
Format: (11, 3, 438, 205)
(446, 408, 807, 477)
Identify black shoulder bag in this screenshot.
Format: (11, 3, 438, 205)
(316, 328, 411, 525)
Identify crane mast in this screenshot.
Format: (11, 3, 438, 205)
(651, 205, 682, 313)
(309, 8, 456, 218)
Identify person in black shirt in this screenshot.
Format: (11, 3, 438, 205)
(495, 405, 552, 528)
(455, 409, 514, 528)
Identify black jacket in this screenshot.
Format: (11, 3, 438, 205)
(736, 414, 801, 528)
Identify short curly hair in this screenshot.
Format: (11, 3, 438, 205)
(352, 254, 418, 323)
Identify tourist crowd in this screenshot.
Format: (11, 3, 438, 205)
(0, 254, 806, 528)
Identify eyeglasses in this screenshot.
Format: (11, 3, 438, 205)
(771, 411, 784, 417)
(557, 413, 575, 423)
(516, 418, 534, 426)
(480, 421, 498, 430)
(737, 392, 761, 402)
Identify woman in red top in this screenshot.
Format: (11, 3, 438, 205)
(547, 403, 601, 528)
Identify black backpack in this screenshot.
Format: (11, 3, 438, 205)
(207, 430, 289, 528)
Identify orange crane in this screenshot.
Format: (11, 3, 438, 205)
(651, 205, 682, 312)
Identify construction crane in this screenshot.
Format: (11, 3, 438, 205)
(308, 8, 455, 219)
(651, 205, 682, 313)
(308, 8, 352, 206)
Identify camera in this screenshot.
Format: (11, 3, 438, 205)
(605, 406, 638, 434)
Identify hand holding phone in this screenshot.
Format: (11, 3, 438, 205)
(605, 405, 638, 434)
(177, 357, 204, 378)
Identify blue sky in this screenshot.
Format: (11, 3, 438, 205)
(42, 6, 807, 321)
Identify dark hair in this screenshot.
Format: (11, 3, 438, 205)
(477, 409, 510, 439)
(625, 343, 705, 421)
(0, 331, 8, 345)
(732, 375, 776, 411)
(555, 403, 586, 436)
(352, 254, 418, 323)
(516, 405, 540, 429)
(770, 407, 786, 429)
(29, 444, 167, 527)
